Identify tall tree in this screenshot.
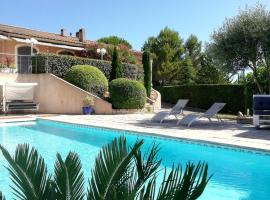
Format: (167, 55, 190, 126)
(261, 16, 270, 93)
(196, 55, 226, 84)
(142, 51, 152, 97)
(184, 34, 202, 69)
(110, 47, 123, 81)
(142, 27, 185, 85)
(177, 57, 195, 85)
(209, 3, 270, 93)
(97, 36, 132, 49)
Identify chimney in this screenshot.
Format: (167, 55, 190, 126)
(78, 28, 86, 42)
(60, 28, 67, 36)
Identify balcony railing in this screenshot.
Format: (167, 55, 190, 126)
(0, 52, 34, 73)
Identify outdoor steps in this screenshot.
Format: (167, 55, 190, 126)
(146, 88, 161, 109)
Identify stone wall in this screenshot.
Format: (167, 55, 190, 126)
(0, 73, 112, 114)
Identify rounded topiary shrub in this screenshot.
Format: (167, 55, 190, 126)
(65, 65, 108, 97)
(109, 78, 147, 109)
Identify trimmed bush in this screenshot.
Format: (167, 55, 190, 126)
(156, 85, 246, 114)
(65, 65, 108, 97)
(32, 53, 143, 81)
(109, 78, 147, 109)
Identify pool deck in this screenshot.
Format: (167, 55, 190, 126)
(39, 113, 270, 152)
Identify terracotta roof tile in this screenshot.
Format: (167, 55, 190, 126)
(0, 23, 97, 46)
(0, 23, 141, 54)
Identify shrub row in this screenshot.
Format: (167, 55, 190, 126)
(109, 78, 146, 109)
(32, 54, 143, 81)
(156, 85, 246, 114)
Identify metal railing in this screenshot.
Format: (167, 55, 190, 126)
(0, 52, 33, 73)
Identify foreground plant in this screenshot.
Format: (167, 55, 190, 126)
(0, 191, 5, 200)
(0, 137, 211, 200)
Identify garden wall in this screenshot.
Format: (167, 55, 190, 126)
(156, 85, 246, 114)
(0, 73, 112, 114)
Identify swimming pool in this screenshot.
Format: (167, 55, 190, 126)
(0, 119, 269, 200)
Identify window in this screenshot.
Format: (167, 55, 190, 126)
(17, 46, 37, 73)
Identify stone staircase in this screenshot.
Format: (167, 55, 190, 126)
(146, 88, 161, 111)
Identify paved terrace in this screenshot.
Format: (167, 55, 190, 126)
(40, 112, 270, 152)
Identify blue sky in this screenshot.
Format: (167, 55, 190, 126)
(1, 0, 270, 50)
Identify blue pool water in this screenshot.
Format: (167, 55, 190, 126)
(0, 120, 270, 199)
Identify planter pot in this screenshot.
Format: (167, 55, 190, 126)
(82, 106, 94, 115)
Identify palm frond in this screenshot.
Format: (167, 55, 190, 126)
(0, 191, 6, 200)
(156, 165, 181, 200)
(137, 176, 157, 200)
(135, 143, 161, 183)
(0, 144, 51, 200)
(182, 162, 211, 200)
(87, 137, 143, 200)
(156, 162, 211, 200)
(54, 152, 85, 200)
(130, 143, 161, 199)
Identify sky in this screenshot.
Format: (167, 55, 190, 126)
(0, 0, 270, 50)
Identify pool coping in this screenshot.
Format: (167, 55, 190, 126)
(37, 117, 270, 156)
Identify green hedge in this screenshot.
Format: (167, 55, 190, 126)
(32, 54, 143, 81)
(65, 65, 108, 97)
(156, 85, 246, 114)
(109, 78, 147, 109)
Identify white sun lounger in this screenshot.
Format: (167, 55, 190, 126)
(177, 103, 226, 127)
(151, 99, 189, 123)
(4, 82, 39, 114)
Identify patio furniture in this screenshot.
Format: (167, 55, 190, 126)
(151, 99, 189, 123)
(253, 95, 270, 128)
(4, 82, 39, 114)
(177, 102, 226, 127)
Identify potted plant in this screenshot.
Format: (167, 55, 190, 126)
(82, 95, 94, 115)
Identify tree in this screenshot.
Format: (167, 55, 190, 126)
(209, 3, 270, 93)
(240, 66, 268, 93)
(0, 137, 211, 200)
(177, 57, 195, 85)
(184, 34, 202, 69)
(97, 36, 132, 49)
(110, 47, 123, 81)
(142, 27, 185, 85)
(142, 51, 152, 97)
(260, 15, 270, 93)
(196, 55, 227, 84)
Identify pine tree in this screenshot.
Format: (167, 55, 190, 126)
(110, 46, 123, 81)
(142, 51, 152, 97)
(196, 55, 221, 84)
(178, 57, 195, 85)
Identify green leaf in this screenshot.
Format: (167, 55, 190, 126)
(0, 191, 6, 200)
(87, 137, 143, 200)
(132, 143, 161, 196)
(137, 176, 156, 200)
(0, 144, 51, 200)
(156, 162, 211, 200)
(54, 152, 85, 200)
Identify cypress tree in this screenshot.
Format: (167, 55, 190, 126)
(142, 51, 152, 97)
(110, 46, 123, 81)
